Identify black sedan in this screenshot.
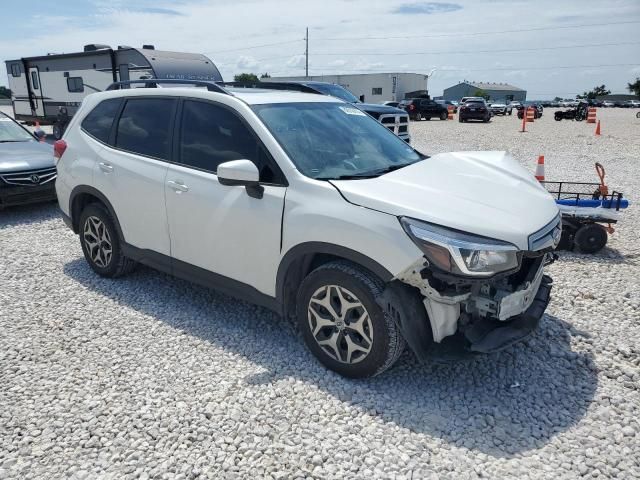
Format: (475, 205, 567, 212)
(459, 100, 491, 123)
(0, 112, 56, 209)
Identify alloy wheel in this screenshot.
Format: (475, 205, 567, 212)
(307, 285, 373, 364)
(83, 216, 113, 268)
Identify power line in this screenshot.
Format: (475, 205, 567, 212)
(314, 20, 640, 41)
(306, 63, 639, 74)
(311, 41, 640, 57)
(205, 39, 302, 55)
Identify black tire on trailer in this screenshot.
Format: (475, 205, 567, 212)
(440, 111, 448, 120)
(574, 223, 608, 253)
(52, 122, 63, 140)
(296, 261, 405, 378)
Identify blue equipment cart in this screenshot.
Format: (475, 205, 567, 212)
(541, 163, 629, 253)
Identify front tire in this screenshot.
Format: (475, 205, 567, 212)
(79, 203, 136, 278)
(440, 111, 448, 120)
(296, 261, 405, 378)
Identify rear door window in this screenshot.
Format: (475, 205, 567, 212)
(115, 98, 176, 160)
(81, 98, 122, 143)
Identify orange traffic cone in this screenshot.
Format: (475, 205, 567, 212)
(535, 155, 545, 181)
(595, 120, 601, 136)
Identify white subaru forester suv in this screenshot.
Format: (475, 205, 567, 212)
(55, 80, 561, 378)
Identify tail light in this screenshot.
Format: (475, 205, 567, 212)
(54, 139, 67, 163)
(408, 104, 415, 111)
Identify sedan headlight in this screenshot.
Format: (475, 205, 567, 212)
(400, 217, 520, 277)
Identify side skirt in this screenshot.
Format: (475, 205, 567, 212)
(121, 243, 282, 315)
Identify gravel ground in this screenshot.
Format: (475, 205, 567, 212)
(1, 108, 639, 479)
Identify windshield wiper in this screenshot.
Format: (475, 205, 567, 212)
(317, 173, 380, 180)
(317, 161, 422, 181)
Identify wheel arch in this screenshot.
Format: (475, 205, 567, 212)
(69, 185, 124, 241)
(276, 242, 394, 318)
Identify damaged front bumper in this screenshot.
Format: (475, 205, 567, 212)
(380, 253, 554, 361)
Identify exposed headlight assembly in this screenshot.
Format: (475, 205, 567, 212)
(400, 217, 520, 277)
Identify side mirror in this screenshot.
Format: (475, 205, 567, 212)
(217, 159, 263, 199)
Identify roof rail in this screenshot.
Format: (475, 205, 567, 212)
(217, 81, 321, 95)
(106, 79, 229, 94)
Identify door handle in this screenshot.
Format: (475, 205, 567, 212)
(167, 180, 189, 193)
(99, 162, 113, 173)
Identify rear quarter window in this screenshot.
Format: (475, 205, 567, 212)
(115, 98, 176, 160)
(81, 98, 122, 143)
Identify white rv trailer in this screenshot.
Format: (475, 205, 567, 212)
(5, 44, 222, 138)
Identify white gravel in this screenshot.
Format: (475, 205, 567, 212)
(1, 108, 639, 479)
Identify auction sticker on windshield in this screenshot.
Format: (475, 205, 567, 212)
(339, 106, 366, 116)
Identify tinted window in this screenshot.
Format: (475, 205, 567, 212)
(179, 100, 279, 183)
(30, 71, 39, 90)
(11, 64, 20, 77)
(67, 77, 84, 93)
(372, 87, 382, 95)
(81, 98, 122, 143)
(115, 98, 176, 160)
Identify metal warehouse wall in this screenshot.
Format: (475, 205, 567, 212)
(443, 84, 526, 102)
(271, 73, 429, 103)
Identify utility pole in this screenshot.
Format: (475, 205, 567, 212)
(305, 27, 309, 78)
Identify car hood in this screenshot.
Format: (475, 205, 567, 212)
(354, 103, 407, 116)
(0, 141, 54, 171)
(330, 151, 559, 250)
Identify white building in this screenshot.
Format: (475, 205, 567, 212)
(270, 73, 430, 103)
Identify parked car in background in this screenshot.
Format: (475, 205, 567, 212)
(507, 101, 521, 115)
(435, 99, 458, 113)
(0, 112, 56, 209)
(459, 99, 491, 123)
(382, 101, 400, 108)
(489, 102, 508, 115)
(400, 98, 449, 121)
(516, 104, 543, 119)
(602, 100, 616, 108)
(258, 80, 410, 142)
(55, 79, 560, 378)
(625, 100, 640, 108)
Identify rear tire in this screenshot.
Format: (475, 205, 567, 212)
(78, 203, 136, 278)
(440, 111, 448, 120)
(296, 261, 405, 378)
(574, 224, 608, 253)
(52, 123, 63, 141)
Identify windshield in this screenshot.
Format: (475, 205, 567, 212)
(0, 116, 35, 142)
(253, 102, 423, 180)
(308, 83, 360, 103)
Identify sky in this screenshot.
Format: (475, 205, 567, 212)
(1, 0, 639, 99)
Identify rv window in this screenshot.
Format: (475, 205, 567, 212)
(30, 71, 39, 90)
(372, 87, 383, 95)
(11, 64, 20, 77)
(115, 98, 176, 160)
(81, 98, 121, 143)
(67, 77, 84, 93)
